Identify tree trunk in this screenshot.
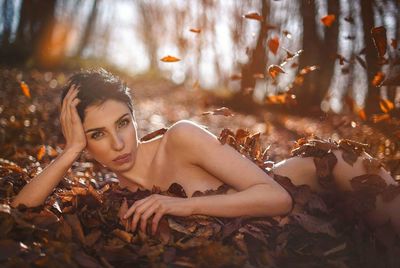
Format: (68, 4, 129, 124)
(75, 0, 99, 57)
(316, 0, 339, 105)
(294, 0, 323, 109)
(361, 0, 381, 115)
(240, 0, 269, 92)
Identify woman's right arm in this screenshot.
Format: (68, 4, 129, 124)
(11, 84, 86, 208)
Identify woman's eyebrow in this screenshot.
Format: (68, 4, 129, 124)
(85, 113, 130, 133)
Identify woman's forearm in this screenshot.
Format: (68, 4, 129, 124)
(188, 183, 292, 218)
(11, 147, 81, 208)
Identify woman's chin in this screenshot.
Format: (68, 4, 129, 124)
(110, 160, 135, 173)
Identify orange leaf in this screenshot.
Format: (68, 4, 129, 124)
(20, 81, 31, 98)
(243, 12, 263, 21)
(379, 99, 394, 113)
(37, 145, 46, 161)
(189, 28, 201, 34)
(268, 37, 279, 55)
(321, 14, 336, 27)
(268, 64, 286, 79)
(265, 93, 296, 105)
(230, 73, 242, 80)
(371, 113, 390, 123)
(357, 108, 367, 121)
(299, 65, 319, 75)
(160, 55, 181, 62)
(372, 71, 385, 87)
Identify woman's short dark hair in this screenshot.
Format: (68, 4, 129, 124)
(60, 68, 134, 122)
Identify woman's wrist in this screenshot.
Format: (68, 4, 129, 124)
(61, 145, 84, 161)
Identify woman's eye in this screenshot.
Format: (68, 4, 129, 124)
(91, 132, 104, 139)
(118, 119, 130, 128)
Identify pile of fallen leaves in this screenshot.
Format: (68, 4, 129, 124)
(1, 128, 400, 268)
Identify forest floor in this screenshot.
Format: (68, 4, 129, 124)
(0, 67, 399, 267)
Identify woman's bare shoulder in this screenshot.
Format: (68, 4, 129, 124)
(164, 120, 212, 144)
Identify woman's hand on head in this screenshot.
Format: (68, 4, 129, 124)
(122, 194, 193, 235)
(60, 84, 87, 152)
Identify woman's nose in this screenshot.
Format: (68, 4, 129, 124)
(111, 133, 124, 151)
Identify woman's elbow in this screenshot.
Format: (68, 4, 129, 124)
(278, 190, 293, 215)
(261, 189, 293, 216)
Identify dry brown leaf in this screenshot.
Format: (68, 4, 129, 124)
(268, 37, 279, 55)
(372, 71, 385, 87)
(371, 26, 387, 58)
(20, 81, 31, 98)
(189, 28, 201, 34)
(160, 55, 181, 62)
(379, 99, 395, 113)
(320, 14, 336, 27)
(350, 174, 387, 195)
(268, 64, 286, 79)
(243, 12, 263, 21)
(37, 145, 46, 161)
(299, 65, 319, 75)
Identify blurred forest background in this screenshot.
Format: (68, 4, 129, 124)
(1, 0, 399, 116)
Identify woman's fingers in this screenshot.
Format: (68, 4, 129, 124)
(152, 210, 164, 235)
(124, 195, 153, 219)
(130, 198, 157, 232)
(139, 203, 161, 233)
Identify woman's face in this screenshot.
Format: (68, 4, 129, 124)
(82, 99, 138, 172)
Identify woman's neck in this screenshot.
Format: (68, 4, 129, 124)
(115, 138, 160, 190)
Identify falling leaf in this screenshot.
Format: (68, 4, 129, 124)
(344, 16, 354, 24)
(265, 93, 296, 105)
(160, 55, 181, 62)
(37, 145, 46, 161)
(282, 30, 292, 39)
(372, 71, 385, 87)
(230, 73, 242, 80)
(140, 128, 168, 142)
(355, 55, 367, 69)
(390, 39, 398, 49)
(336, 54, 347, 65)
(268, 37, 279, 55)
(299, 65, 319, 75)
(357, 108, 367, 121)
(379, 99, 394, 113)
(371, 26, 387, 58)
(371, 113, 390, 123)
(243, 12, 263, 21)
(202, 107, 234, 117)
(321, 14, 336, 27)
(268, 64, 286, 79)
(20, 81, 31, 98)
(189, 28, 201, 34)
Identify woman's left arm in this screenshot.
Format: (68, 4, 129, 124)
(170, 120, 292, 217)
(123, 120, 292, 234)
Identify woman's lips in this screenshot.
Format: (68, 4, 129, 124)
(112, 153, 132, 165)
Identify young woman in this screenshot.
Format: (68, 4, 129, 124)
(11, 68, 399, 236)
